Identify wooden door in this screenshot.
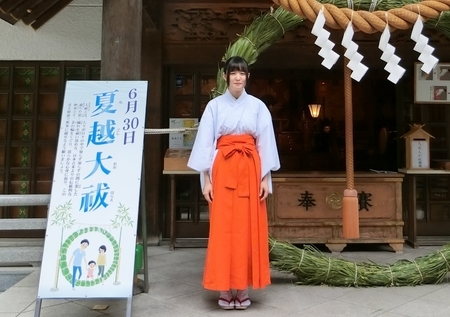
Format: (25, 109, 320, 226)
(0, 62, 100, 231)
(164, 67, 216, 240)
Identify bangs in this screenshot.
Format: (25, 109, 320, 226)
(227, 61, 248, 74)
(224, 57, 249, 74)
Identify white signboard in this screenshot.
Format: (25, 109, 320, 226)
(415, 62, 450, 104)
(37, 81, 148, 299)
(411, 140, 429, 169)
(169, 118, 198, 149)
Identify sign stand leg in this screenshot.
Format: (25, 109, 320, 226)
(34, 298, 42, 317)
(140, 159, 149, 293)
(126, 296, 133, 317)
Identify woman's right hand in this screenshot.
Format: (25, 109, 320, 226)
(203, 183, 213, 203)
(203, 172, 213, 203)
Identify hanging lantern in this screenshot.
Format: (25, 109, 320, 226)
(308, 104, 321, 118)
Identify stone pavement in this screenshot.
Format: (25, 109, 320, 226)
(1, 243, 450, 317)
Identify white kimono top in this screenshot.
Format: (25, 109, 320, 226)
(187, 89, 280, 192)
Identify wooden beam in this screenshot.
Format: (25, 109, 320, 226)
(22, 0, 60, 25)
(142, 0, 160, 30)
(0, 9, 16, 24)
(10, 0, 39, 20)
(101, 0, 143, 80)
(0, 0, 25, 14)
(29, 0, 72, 29)
(142, 7, 156, 31)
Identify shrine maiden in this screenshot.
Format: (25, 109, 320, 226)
(187, 56, 280, 310)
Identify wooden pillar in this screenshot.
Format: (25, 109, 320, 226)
(101, 0, 163, 244)
(142, 27, 163, 245)
(101, 0, 142, 80)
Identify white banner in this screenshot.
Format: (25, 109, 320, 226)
(37, 81, 148, 298)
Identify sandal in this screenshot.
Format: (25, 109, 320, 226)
(235, 289, 251, 310)
(218, 291, 234, 310)
(234, 297, 251, 310)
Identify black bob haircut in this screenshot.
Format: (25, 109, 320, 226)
(223, 56, 249, 86)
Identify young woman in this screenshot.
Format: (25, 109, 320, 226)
(188, 56, 280, 310)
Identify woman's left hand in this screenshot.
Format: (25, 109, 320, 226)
(260, 177, 269, 201)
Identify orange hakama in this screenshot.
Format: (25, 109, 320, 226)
(202, 134, 270, 291)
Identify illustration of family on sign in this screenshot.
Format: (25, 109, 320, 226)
(68, 239, 108, 290)
(48, 201, 131, 292)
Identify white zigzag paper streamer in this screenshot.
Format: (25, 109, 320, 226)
(378, 25, 405, 84)
(411, 16, 439, 74)
(311, 9, 340, 70)
(341, 21, 368, 82)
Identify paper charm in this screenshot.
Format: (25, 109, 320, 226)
(378, 25, 406, 84)
(341, 21, 368, 82)
(311, 9, 340, 70)
(410, 16, 439, 74)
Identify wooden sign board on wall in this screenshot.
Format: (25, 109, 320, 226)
(414, 62, 450, 104)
